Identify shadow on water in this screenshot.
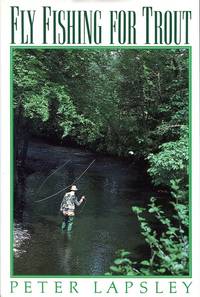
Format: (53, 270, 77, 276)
(14, 139, 154, 275)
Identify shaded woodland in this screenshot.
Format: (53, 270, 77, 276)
(13, 48, 189, 275)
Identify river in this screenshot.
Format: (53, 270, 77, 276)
(14, 140, 155, 276)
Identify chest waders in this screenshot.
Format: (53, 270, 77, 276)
(60, 187, 86, 233)
(62, 214, 74, 232)
(60, 194, 77, 233)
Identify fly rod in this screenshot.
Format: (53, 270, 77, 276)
(34, 159, 95, 203)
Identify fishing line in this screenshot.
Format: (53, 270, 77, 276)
(36, 159, 71, 196)
(34, 159, 95, 203)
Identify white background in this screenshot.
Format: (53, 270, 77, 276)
(0, 0, 199, 296)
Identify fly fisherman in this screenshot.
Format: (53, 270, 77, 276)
(60, 185, 85, 232)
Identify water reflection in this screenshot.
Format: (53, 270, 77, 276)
(14, 140, 153, 275)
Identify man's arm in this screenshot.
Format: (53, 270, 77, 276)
(74, 195, 85, 206)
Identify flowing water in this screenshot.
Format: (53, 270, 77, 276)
(14, 140, 155, 276)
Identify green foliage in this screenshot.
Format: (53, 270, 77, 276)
(108, 191, 189, 276)
(13, 50, 103, 146)
(71, 116, 102, 144)
(13, 51, 49, 123)
(13, 48, 189, 158)
(147, 126, 189, 192)
(106, 250, 137, 276)
(108, 123, 189, 276)
(132, 194, 189, 275)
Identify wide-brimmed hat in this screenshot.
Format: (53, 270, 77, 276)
(71, 185, 78, 191)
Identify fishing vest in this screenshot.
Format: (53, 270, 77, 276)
(60, 192, 81, 212)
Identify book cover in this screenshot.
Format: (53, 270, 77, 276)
(0, 0, 199, 296)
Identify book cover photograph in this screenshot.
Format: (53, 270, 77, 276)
(0, 0, 199, 297)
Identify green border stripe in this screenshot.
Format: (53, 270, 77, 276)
(189, 46, 192, 277)
(10, 47, 14, 277)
